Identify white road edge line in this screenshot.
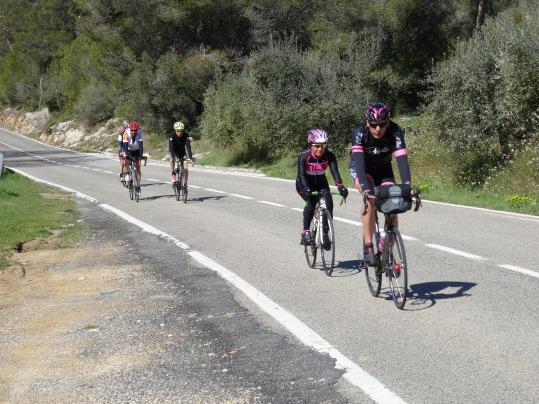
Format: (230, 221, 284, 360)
(425, 244, 486, 260)
(498, 265, 539, 279)
(6, 165, 407, 404)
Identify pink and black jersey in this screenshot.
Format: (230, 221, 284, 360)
(296, 149, 343, 193)
(349, 122, 411, 191)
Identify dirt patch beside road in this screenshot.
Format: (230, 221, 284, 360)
(0, 242, 160, 402)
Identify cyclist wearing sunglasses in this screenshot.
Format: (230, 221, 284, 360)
(349, 101, 412, 266)
(297, 128, 348, 248)
(169, 121, 194, 182)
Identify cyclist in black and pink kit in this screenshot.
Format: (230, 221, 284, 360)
(349, 102, 412, 266)
(297, 128, 348, 248)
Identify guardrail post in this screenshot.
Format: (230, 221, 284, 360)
(0, 152, 4, 177)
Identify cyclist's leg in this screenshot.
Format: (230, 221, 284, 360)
(356, 174, 376, 246)
(183, 159, 189, 185)
(296, 180, 316, 244)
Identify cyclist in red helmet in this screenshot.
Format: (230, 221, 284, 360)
(349, 102, 412, 266)
(120, 121, 144, 193)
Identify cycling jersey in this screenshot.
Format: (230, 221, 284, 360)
(121, 128, 144, 157)
(349, 122, 411, 191)
(296, 149, 343, 194)
(168, 132, 192, 160)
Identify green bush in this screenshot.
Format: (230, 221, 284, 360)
(201, 41, 376, 162)
(424, 3, 539, 187)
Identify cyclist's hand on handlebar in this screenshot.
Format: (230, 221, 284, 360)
(338, 186, 348, 199)
(304, 188, 312, 196)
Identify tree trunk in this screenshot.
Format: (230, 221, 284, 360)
(475, 0, 486, 31)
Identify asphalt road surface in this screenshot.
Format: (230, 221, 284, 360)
(1, 127, 538, 403)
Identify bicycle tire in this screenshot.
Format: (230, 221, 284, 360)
(320, 209, 335, 276)
(133, 167, 140, 203)
(173, 181, 180, 201)
(385, 229, 408, 309)
(128, 180, 134, 200)
(182, 184, 188, 203)
(304, 216, 318, 268)
(364, 234, 382, 297)
(178, 166, 184, 202)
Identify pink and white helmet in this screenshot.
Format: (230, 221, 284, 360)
(307, 128, 328, 144)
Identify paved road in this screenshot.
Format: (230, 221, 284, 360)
(1, 128, 538, 403)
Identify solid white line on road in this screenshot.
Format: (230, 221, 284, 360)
(189, 185, 202, 189)
(188, 250, 407, 404)
(103, 170, 114, 174)
(147, 178, 162, 182)
(258, 200, 287, 207)
(5, 165, 407, 404)
(425, 244, 486, 260)
(229, 193, 254, 200)
(290, 207, 303, 212)
(498, 264, 539, 279)
(204, 188, 227, 193)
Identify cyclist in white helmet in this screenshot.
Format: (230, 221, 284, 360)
(296, 128, 348, 248)
(169, 121, 194, 183)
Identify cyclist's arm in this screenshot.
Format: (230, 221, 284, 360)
(393, 129, 411, 185)
(349, 128, 370, 192)
(185, 138, 193, 160)
(297, 152, 310, 191)
(139, 141, 143, 157)
(327, 152, 343, 188)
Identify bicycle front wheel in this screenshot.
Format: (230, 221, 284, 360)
(320, 209, 335, 276)
(364, 235, 382, 297)
(304, 218, 318, 268)
(385, 229, 408, 309)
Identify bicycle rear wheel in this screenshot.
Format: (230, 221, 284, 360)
(385, 229, 408, 309)
(320, 209, 335, 276)
(182, 181, 188, 203)
(364, 234, 382, 297)
(128, 180, 134, 200)
(304, 218, 318, 268)
(173, 181, 180, 201)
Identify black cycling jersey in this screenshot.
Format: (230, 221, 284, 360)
(349, 121, 411, 191)
(296, 149, 343, 194)
(168, 132, 192, 160)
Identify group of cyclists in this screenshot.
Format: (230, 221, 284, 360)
(296, 101, 412, 267)
(117, 120, 193, 194)
(117, 101, 411, 266)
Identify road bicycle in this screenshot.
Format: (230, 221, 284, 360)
(124, 155, 147, 202)
(172, 156, 191, 203)
(361, 185, 421, 309)
(303, 189, 345, 276)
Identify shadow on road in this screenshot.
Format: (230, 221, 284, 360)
(403, 281, 476, 311)
(331, 259, 361, 277)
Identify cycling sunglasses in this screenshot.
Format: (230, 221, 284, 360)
(311, 143, 327, 148)
(368, 121, 389, 129)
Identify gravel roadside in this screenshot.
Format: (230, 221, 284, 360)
(0, 199, 358, 403)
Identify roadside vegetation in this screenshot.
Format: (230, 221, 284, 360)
(0, 0, 537, 215)
(0, 169, 80, 267)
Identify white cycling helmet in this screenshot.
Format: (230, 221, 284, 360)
(307, 128, 328, 144)
(173, 121, 184, 131)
